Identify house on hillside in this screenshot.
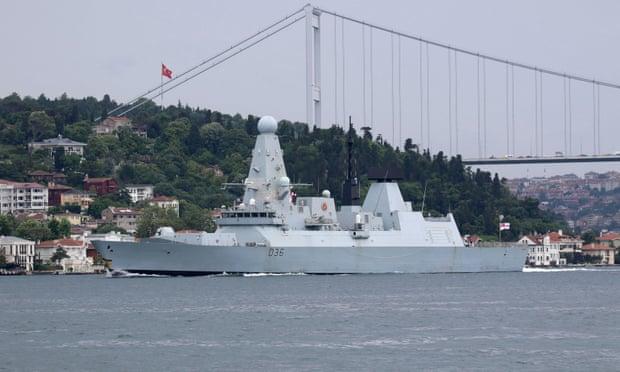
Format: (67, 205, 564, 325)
(124, 185, 154, 204)
(148, 195, 179, 216)
(83, 176, 118, 196)
(47, 183, 73, 206)
(29, 135, 86, 158)
(28, 170, 67, 184)
(95, 116, 147, 138)
(0, 179, 48, 214)
(61, 190, 94, 210)
(101, 207, 142, 233)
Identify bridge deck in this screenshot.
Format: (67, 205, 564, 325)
(462, 155, 620, 165)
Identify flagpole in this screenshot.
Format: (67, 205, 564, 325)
(160, 62, 164, 111)
(498, 215, 504, 242)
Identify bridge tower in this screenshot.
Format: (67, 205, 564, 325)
(305, 4, 321, 131)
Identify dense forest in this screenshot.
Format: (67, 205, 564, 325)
(0, 93, 566, 240)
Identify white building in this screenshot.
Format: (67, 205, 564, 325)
(29, 134, 86, 157)
(124, 184, 154, 204)
(149, 195, 179, 216)
(519, 234, 562, 267)
(0, 179, 48, 214)
(35, 238, 94, 273)
(0, 236, 35, 272)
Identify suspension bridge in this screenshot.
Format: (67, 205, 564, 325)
(105, 4, 620, 166)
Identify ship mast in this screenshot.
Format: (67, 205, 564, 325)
(342, 116, 360, 205)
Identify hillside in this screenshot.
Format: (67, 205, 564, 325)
(0, 93, 566, 240)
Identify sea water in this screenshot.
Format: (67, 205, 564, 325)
(1, 269, 619, 371)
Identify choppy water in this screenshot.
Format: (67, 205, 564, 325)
(1, 269, 620, 371)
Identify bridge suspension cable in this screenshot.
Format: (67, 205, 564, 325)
(511, 65, 515, 156)
(398, 35, 402, 148)
(102, 6, 306, 120)
(370, 27, 374, 127)
(317, 7, 620, 91)
(341, 17, 346, 127)
(539, 71, 544, 157)
(391, 32, 395, 145)
(482, 58, 487, 158)
(116, 12, 305, 117)
(448, 49, 453, 155)
(362, 24, 366, 127)
(333, 15, 338, 126)
(419, 41, 424, 149)
(476, 56, 481, 158)
(505, 64, 510, 156)
(426, 42, 430, 150)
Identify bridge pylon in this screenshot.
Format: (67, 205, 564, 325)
(305, 4, 321, 131)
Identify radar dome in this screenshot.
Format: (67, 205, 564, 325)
(258, 115, 277, 134)
(278, 176, 290, 187)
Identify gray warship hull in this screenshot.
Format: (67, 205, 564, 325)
(94, 239, 527, 275)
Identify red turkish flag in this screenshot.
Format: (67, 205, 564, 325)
(161, 63, 173, 79)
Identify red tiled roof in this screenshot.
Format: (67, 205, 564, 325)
(48, 184, 73, 191)
(84, 177, 115, 183)
(598, 232, 620, 241)
(37, 239, 85, 248)
(582, 243, 614, 251)
(151, 195, 176, 202)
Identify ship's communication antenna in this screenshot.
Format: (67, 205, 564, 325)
(342, 116, 360, 205)
(421, 180, 428, 215)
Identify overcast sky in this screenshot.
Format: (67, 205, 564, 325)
(2, 0, 620, 177)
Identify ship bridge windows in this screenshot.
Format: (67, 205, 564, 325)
(223, 211, 276, 219)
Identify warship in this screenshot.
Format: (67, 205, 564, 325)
(92, 116, 527, 275)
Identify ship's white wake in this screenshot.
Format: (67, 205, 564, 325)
(105, 270, 168, 278)
(243, 272, 307, 277)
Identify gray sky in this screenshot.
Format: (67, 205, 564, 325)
(2, 0, 620, 177)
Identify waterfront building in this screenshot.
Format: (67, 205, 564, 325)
(35, 238, 93, 272)
(582, 243, 616, 265)
(101, 207, 142, 233)
(28, 135, 86, 157)
(0, 179, 48, 214)
(0, 236, 35, 272)
(597, 232, 620, 248)
(519, 234, 562, 266)
(124, 184, 154, 204)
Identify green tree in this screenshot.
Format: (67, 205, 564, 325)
(50, 248, 70, 265)
(15, 220, 51, 242)
(136, 205, 183, 238)
(0, 214, 16, 235)
(28, 111, 56, 141)
(581, 230, 596, 244)
(94, 223, 127, 234)
(58, 219, 71, 238)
